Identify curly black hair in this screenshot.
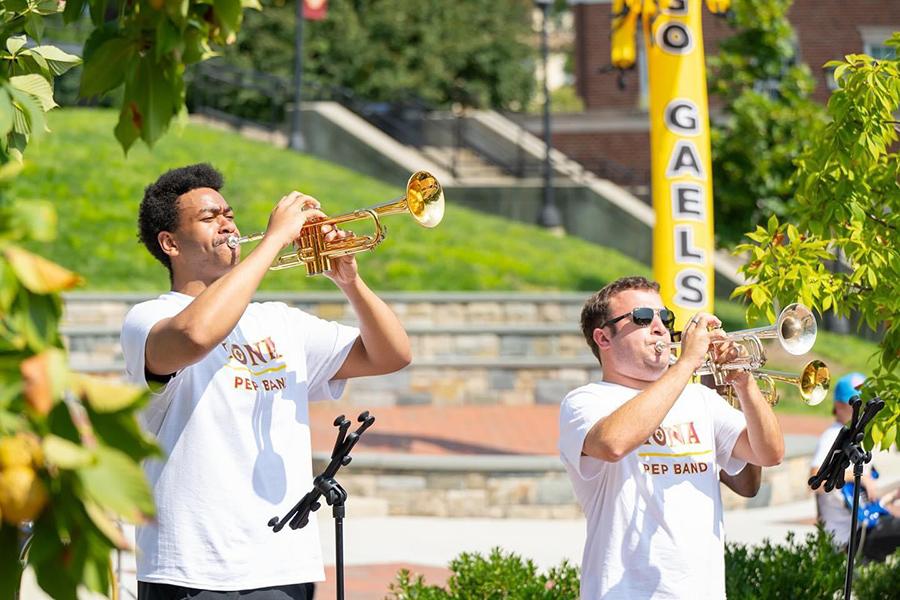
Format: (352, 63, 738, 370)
(580, 276, 660, 363)
(138, 163, 224, 273)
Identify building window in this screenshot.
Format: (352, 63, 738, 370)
(864, 43, 896, 61)
(860, 26, 897, 60)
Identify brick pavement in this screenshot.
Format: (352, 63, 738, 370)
(310, 404, 834, 456)
(316, 564, 450, 600)
(304, 405, 836, 598)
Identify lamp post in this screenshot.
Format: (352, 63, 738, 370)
(289, 0, 306, 151)
(535, 0, 562, 232)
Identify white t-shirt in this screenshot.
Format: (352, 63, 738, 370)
(559, 381, 748, 600)
(810, 421, 862, 546)
(120, 292, 359, 590)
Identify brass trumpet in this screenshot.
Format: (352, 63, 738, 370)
(227, 170, 444, 276)
(654, 303, 830, 407)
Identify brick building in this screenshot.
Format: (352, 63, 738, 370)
(546, 0, 899, 192)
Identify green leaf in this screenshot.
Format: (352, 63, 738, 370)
(871, 421, 884, 445)
(24, 13, 45, 42)
(3, 0, 28, 10)
(867, 265, 878, 288)
(8, 84, 48, 138)
(0, 88, 14, 138)
(89, 410, 160, 463)
(29, 45, 82, 77)
(33, 0, 62, 15)
(882, 423, 897, 450)
(0, 259, 20, 315)
(114, 101, 140, 152)
(6, 35, 27, 55)
(29, 516, 79, 600)
(750, 286, 767, 307)
(43, 433, 96, 469)
(9, 289, 63, 352)
(213, 0, 243, 35)
(0, 524, 24, 599)
(63, 0, 87, 22)
(78, 445, 155, 523)
(127, 56, 180, 147)
(154, 18, 181, 62)
(79, 36, 134, 97)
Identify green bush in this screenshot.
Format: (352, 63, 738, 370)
(725, 527, 845, 599)
(387, 547, 580, 599)
(389, 537, 898, 600)
(855, 548, 900, 600)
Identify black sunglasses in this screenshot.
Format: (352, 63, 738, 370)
(601, 307, 676, 330)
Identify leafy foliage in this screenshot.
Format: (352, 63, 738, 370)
(0, 0, 265, 596)
(387, 547, 580, 599)
(724, 527, 845, 600)
(69, 0, 260, 151)
(387, 538, 895, 600)
(854, 548, 900, 600)
(219, 0, 536, 110)
(733, 34, 900, 448)
(707, 0, 826, 245)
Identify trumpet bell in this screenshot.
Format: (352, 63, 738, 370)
(406, 170, 444, 228)
(777, 303, 817, 355)
(799, 359, 830, 406)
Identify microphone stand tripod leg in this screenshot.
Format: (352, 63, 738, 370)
(843, 461, 865, 600)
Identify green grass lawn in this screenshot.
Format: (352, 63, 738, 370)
(9, 108, 649, 292)
(8, 107, 881, 413)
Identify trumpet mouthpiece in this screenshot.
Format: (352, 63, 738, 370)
(226, 235, 240, 249)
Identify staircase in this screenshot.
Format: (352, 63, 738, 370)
(419, 146, 512, 182)
(62, 292, 600, 407)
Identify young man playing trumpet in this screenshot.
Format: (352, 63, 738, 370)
(121, 164, 411, 600)
(559, 276, 784, 599)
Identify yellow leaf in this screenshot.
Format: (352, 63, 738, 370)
(43, 434, 95, 469)
(84, 500, 132, 550)
(71, 374, 145, 413)
(4, 245, 83, 293)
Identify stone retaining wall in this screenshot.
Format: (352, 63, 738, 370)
(315, 443, 819, 519)
(62, 292, 601, 406)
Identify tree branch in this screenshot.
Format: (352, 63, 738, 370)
(866, 212, 899, 232)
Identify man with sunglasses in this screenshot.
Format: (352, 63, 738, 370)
(559, 276, 784, 599)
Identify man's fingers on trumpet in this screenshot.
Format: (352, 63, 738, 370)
(300, 196, 321, 211)
(324, 224, 351, 242)
(712, 338, 739, 364)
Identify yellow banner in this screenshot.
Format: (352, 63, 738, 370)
(644, 0, 715, 329)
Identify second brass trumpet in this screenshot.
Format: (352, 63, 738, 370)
(656, 303, 829, 406)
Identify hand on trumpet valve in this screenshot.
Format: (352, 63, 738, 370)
(322, 224, 360, 286)
(266, 191, 326, 249)
(678, 312, 725, 370)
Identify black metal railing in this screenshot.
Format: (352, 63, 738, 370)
(184, 60, 550, 180)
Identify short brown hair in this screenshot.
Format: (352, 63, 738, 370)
(580, 276, 660, 361)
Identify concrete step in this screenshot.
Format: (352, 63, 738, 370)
(61, 293, 599, 406)
(420, 145, 526, 180)
(62, 292, 587, 328)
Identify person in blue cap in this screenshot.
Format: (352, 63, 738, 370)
(809, 372, 900, 561)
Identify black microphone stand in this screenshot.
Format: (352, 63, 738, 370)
(268, 411, 376, 600)
(808, 395, 884, 600)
